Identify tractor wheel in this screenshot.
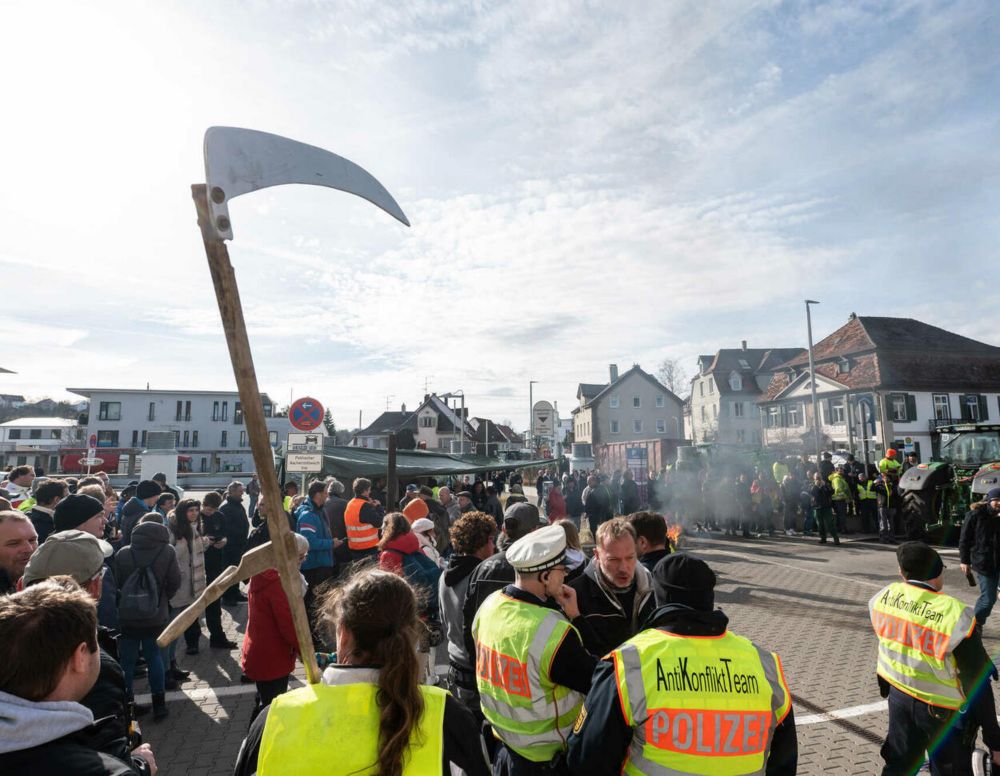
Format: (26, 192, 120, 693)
(902, 489, 937, 541)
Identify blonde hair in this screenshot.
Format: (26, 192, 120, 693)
(595, 517, 636, 549)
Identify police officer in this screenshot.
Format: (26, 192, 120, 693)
(857, 471, 879, 534)
(472, 524, 596, 775)
(879, 448, 903, 480)
(870, 542, 1000, 774)
(567, 553, 797, 774)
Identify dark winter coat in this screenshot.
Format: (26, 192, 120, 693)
(26, 506, 55, 544)
(461, 549, 515, 662)
(960, 504, 1000, 577)
(619, 479, 640, 514)
(322, 494, 351, 566)
(219, 496, 249, 555)
(568, 558, 656, 657)
(119, 497, 153, 547)
(113, 522, 181, 638)
(439, 554, 481, 671)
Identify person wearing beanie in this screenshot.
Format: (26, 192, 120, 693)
(959, 487, 1000, 628)
(568, 554, 797, 775)
(411, 517, 444, 568)
(55, 493, 119, 631)
(871, 541, 1000, 773)
(120, 480, 161, 546)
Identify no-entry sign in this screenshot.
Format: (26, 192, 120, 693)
(289, 397, 324, 432)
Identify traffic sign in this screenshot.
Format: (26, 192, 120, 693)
(287, 433, 323, 453)
(88, 434, 97, 450)
(286, 452, 323, 473)
(289, 397, 324, 431)
(80, 457, 104, 467)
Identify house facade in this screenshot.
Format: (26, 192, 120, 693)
(68, 387, 294, 474)
(572, 363, 684, 450)
(686, 344, 804, 446)
(0, 417, 80, 471)
(758, 315, 1000, 462)
(353, 395, 476, 452)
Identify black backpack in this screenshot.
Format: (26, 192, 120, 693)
(118, 545, 166, 622)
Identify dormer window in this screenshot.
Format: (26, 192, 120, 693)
(838, 357, 850, 374)
(729, 372, 742, 391)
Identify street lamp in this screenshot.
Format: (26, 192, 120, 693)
(440, 390, 465, 455)
(805, 300, 821, 461)
(528, 380, 538, 451)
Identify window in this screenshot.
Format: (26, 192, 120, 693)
(185, 401, 191, 421)
(655, 394, 664, 408)
(220, 430, 228, 447)
(98, 401, 121, 421)
(889, 393, 917, 422)
(610, 395, 620, 409)
(701, 406, 707, 422)
(733, 401, 745, 418)
(263, 402, 273, 418)
(934, 394, 950, 420)
(192, 431, 199, 447)
(787, 404, 801, 426)
(234, 402, 243, 424)
(961, 394, 988, 422)
(183, 430, 190, 447)
(738, 359, 750, 370)
(174, 431, 180, 448)
(131, 430, 138, 447)
(28, 429, 41, 439)
(175, 400, 183, 421)
(632, 396, 641, 408)
(200, 457, 208, 473)
(148, 402, 155, 421)
(729, 373, 742, 391)
(610, 420, 620, 434)
(699, 383, 704, 398)
(96, 430, 118, 447)
(656, 419, 666, 434)
(708, 378, 715, 394)
(420, 415, 435, 428)
(240, 430, 247, 446)
(633, 420, 643, 433)
(268, 431, 278, 446)
(212, 401, 220, 421)
(221, 401, 229, 422)
(829, 398, 846, 425)
(141, 430, 147, 447)
(838, 358, 850, 374)
(768, 406, 780, 427)
(7, 429, 20, 439)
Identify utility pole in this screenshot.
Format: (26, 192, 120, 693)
(805, 300, 821, 461)
(529, 380, 538, 452)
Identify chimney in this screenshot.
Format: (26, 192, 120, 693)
(741, 340, 747, 351)
(848, 312, 857, 321)
(401, 402, 406, 413)
(609, 363, 619, 382)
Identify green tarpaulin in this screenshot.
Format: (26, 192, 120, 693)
(277, 442, 550, 482)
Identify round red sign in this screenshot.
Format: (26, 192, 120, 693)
(289, 396, 324, 431)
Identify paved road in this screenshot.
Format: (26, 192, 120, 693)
(137, 493, 1000, 774)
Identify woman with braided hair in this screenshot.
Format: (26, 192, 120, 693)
(234, 567, 489, 776)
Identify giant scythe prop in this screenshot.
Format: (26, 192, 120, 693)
(156, 127, 409, 684)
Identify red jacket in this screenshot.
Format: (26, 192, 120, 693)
(241, 569, 298, 681)
(379, 531, 421, 576)
(546, 489, 567, 521)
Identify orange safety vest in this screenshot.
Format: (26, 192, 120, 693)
(344, 498, 379, 550)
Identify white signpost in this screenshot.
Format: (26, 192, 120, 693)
(286, 432, 323, 476)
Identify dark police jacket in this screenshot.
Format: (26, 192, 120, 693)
(959, 504, 1000, 577)
(566, 604, 798, 775)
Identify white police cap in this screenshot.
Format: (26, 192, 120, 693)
(506, 524, 567, 573)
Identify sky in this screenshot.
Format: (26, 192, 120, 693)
(2, 0, 998, 432)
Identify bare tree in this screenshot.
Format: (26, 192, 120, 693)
(657, 358, 689, 397)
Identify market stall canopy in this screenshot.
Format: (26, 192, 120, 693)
(277, 442, 550, 481)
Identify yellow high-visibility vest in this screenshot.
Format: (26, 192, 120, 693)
(472, 591, 583, 763)
(609, 628, 792, 775)
(258, 681, 446, 775)
(869, 581, 975, 709)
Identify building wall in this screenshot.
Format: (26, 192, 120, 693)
(573, 406, 594, 444)
(594, 372, 683, 443)
(688, 373, 720, 443)
(0, 420, 79, 470)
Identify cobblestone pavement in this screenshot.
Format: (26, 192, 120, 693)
(135, 517, 999, 774)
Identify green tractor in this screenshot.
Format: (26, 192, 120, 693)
(898, 423, 1000, 544)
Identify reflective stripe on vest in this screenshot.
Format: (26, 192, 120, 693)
(868, 581, 975, 709)
(472, 591, 584, 763)
(611, 629, 792, 776)
(345, 498, 379, 550)
(258, 682, 446, 776)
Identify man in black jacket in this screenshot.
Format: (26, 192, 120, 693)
(22, 530, 155, 772)
(582, 474, 613, 538)
(119, 480, 161, 547)
(200, 492, 236, 649)
(26, 479, 68, 544)
(322, 479, 351, 576)
(568, 517, 655, 657)
(567, 554, 797, 775)
(960, 488, 1000, 628)
(219, 481, 249, 604)
(619, 469, 640, 515)
(0, 579, 157, 775)
(629, 511, 672, 573)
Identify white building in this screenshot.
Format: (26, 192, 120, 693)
(68, 387, 295, 474)
(758, 315, 1000, 462)
(0, 417, 80, 471)
(352, 395, 475, 452)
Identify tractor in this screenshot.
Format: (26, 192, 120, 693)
(898, 423, 1000, 545)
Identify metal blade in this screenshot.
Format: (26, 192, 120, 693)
(204, 126, 409, 240)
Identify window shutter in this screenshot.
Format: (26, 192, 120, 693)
(979, 394, 989, 421)
(959, 395, 971, 421)
(905, 394, 917, 422)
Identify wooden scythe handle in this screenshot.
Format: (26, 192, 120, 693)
(190, 185, 321, 684)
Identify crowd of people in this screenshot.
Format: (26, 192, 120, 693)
(2, 461, 999, 775)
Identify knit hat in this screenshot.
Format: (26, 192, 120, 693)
(418, 485, 435, 498)
(651, 554, 717, 611)
(986, 488, 1000, 503)
(897, 541, 945, 581)
(402, 497, 429, 523)
(53, 494, 105, 532)
(136, 480, 161, 500)
(411, 517, 435, 534)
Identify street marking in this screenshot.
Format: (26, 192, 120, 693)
(689, 543, 885, 590)
(796, 700, 887, 725)
(136, 665, 452, 705)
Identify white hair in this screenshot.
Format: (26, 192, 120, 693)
(293, 533, 310, 555)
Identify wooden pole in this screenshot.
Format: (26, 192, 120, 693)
(387, 432, 398, 508)
(191, 185, 320, 684)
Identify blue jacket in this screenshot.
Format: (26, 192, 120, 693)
(295, 500, 334, 571)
